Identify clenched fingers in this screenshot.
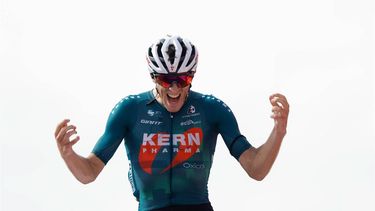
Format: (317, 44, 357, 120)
(270, 94, 289, 108)
(67, 135, 80, 147)
(269, 94, 289, 118)
(62, 128, 78, 143)
(56, 124, 78, 146)
(55, 119, 70, 137)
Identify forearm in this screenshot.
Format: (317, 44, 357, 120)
(240, 126, 285, 181)
(240, 93, 289, 180)
(61, 152, 99, 184)
(252, 127, 285, 179)
(55, 120, 104, 184)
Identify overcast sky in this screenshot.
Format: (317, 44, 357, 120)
(1, 0, 374, 210)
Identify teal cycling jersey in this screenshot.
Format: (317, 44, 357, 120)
(92, 90, 252, 211)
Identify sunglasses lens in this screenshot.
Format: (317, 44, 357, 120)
(156, 75, 193, 88)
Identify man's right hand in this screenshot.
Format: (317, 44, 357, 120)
(54, 119, 104, 184)
(54, 119, 80, 157)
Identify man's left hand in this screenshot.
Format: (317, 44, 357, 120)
(269, 93, 289, 136)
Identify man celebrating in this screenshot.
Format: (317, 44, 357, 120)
(54, 35, 289, 211)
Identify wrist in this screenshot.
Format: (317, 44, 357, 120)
(273, 126, 286, 138)
(60, 149, 76, 160)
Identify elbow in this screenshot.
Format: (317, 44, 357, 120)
(79, 178, 95, 185)
(250, 173, 266, 181)
(247, 170, 268, 181)
(77, 175, 97, 185)
(80, 179, 93, 185)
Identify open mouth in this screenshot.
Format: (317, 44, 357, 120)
(167, 93, 181, 102)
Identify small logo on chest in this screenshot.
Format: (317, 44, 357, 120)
(187, 105, 196, 114)
(140, 119, 163, 125)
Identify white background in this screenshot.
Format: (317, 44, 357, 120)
(1, 0, 374, 210)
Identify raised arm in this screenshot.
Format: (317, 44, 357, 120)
(239, 93, 289, 181)
(54, 119, 105, 184)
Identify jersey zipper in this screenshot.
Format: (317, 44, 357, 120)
(169, 113, 174, 205)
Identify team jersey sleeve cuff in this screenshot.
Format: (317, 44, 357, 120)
(229, 135, 252, 160)
(91, 150, 109, 165)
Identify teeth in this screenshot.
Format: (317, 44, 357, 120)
(168, 94, 180, 99)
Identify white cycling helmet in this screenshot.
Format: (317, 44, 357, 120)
(146, 35, 198, 75)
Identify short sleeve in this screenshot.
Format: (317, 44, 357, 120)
(92, 97, 136, 164)
(205, 95, 252, 160)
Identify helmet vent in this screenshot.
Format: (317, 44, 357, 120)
(186, 46, 196, 66)
(177, 39, 187, 71)
(148, 48, 159, 67)
(156, 43, 168, 71)
(166, 45, 176, 64)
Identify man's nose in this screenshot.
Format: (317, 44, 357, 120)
(169, 81, 181, 91)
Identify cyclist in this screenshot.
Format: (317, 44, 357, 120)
(54, 35, 290, 211)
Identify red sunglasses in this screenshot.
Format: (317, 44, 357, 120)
(154, 74, 193, 88)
